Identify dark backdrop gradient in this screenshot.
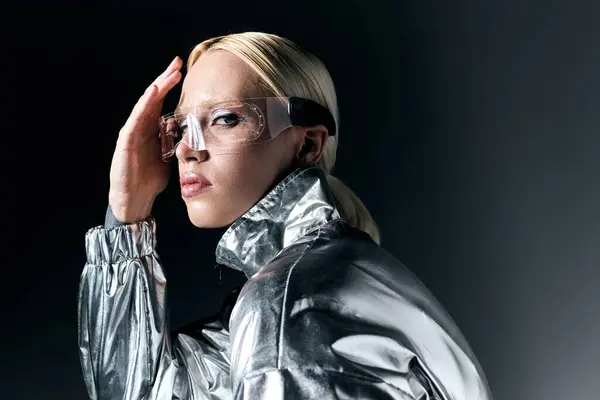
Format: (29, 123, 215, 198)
(2, 1, 599, 399)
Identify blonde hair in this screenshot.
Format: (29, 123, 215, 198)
(187, 32, 381, 245)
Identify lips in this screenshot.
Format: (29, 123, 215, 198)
(180, 173, 212, 198)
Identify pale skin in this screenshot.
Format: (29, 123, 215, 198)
(109, 50, 329, 227)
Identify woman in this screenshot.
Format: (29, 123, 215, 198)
(78, 32, 492, 399)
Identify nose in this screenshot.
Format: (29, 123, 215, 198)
(175, 139, 209, 163)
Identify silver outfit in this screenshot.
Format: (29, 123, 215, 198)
(78, 166, 492, 399)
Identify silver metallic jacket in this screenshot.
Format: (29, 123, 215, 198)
(78, 166, 492, 399)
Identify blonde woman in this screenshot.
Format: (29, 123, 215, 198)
(78, 32, 492, 399)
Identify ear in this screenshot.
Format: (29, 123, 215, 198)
(296, 124, 329, 165)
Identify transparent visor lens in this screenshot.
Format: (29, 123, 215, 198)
(159, 97, 292, 158)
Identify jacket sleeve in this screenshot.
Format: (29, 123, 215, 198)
(78, 219, 232, 400)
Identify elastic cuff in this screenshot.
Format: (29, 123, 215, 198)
(85, 217, 156, 264)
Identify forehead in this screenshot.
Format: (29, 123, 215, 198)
(179, 50, 267, 108)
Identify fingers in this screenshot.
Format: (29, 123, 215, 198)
(121, 57, 183, 136)
(150, 57, 183, 104)
(123, 85, 159, 131)
(152, 56, 183, 88)
(156, 69, 182, 99)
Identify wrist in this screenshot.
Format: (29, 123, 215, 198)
(105, 205, 126, 228)
(109, 198, 155, 224)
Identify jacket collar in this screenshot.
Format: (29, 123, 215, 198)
(215, 166, 341, 278)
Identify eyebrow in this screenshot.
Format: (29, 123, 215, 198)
(175, 93, 244, 114)
(175, 93, 242, 114)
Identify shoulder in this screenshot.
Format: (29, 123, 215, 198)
(229, 225, 491, 399)
(237, 223, 428, 316)
(285, 224, 427, 296)
(236, 223, 468, 347)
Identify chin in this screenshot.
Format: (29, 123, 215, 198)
(185, 202, 240, 229)
(188, 215, 231, 229)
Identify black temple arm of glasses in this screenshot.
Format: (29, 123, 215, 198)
(289, 97, 337, 136)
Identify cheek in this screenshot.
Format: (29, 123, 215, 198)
(220, 151, 274, 191)
(220, 143, 292, 196)
(179, 142, 293, 227)
(230, 133, 297, 176)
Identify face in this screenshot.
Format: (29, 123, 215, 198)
(175, 50, 304, 228)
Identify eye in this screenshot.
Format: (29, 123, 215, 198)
(212, 112, 241, 127)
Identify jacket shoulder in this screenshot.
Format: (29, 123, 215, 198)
(268, 225, 428, 303)
(239, 224, 429, 313)
(231, 225, 491, 400)
(241, 224, 469, 351)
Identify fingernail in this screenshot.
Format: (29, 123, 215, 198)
(145, 84, 155, 95)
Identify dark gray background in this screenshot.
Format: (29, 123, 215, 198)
(2, 1, 599, 399)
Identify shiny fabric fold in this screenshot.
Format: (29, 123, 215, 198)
(78, 220, 233, 400)
(78, 166, 493, 399)
(215, 167, 341, 277)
